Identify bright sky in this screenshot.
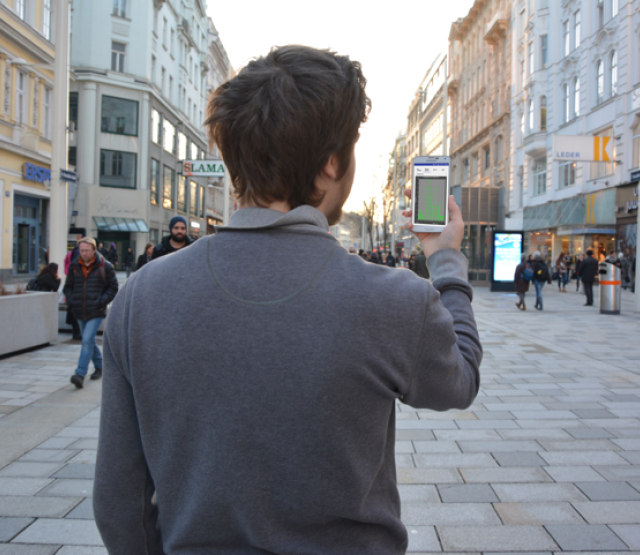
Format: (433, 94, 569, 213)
(206, 0, 475, 214)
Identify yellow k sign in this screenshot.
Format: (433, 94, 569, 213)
(593, 136, 611, 162)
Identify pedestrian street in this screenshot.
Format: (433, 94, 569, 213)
(0, 285, 639, 553)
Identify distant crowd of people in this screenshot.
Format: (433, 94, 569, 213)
(353, 248, 430, 279)
(514, 248, 635, 311)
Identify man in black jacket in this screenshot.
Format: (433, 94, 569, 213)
(580, 249, 599, 306)
(64, 238, 119, 388)
(151, 216, 194, 260)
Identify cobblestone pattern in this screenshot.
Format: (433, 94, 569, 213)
(0, 286, 638, 553)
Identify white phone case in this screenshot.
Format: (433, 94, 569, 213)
(411, 156, 450, 234)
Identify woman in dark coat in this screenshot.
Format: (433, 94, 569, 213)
(136, 242, 155, 271)
(514, 254, 530, 310)
(36, 263, 61, 292)
(107, 243, 119, 269)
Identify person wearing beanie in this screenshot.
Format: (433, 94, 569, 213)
(151, 215, 194, 260)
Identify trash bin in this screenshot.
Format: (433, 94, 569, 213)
(599, 262, 621, 315)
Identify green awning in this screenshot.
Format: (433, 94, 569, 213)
(93, 216, 149, 233)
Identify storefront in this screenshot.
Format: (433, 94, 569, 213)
(523, 189, 616, 264)
(616, 180, 638, 258)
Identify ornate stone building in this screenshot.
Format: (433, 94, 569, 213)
(448, 0, 511, 282)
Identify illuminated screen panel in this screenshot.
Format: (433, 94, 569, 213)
(415, 176, 446, 225)
(493, 233, 523, 282)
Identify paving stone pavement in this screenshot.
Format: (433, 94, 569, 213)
(0, 285, 638, 553)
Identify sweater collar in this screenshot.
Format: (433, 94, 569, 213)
(215, 205, 330, 233)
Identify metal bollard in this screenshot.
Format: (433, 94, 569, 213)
(599, 262, 621, 315)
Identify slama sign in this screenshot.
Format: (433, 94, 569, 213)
(182, 160, 225, 178)
(553, 135, 614, 162)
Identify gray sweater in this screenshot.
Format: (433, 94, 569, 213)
(94, 206, 482, 554)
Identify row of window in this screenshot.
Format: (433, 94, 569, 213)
(150, 109, 205, 160)
(3, 68, 52, 138)
(14, 0, 52, 41)
(149, 159, 206, 218)
(460, 136, 504, 184)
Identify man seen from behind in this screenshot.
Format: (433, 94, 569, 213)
(94, 46, 482, 554)
(580, 249, 599, 306)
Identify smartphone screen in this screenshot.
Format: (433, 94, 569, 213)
(413, 162, 449, 226)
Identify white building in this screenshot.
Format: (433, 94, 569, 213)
(68, 0, 215, 265)
(507, 0, 638, 264)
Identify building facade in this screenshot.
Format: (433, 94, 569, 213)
(0, 0, 57, 282)
(506, 0, 638, 265)
(68, 0, 215, 267)
(448, 0, 511, 282)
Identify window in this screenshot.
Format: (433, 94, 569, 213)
(101, 96, 138, 136)
(533, 157, 547, 195)
(528, 42, 534, 75)
(528, 99, 534, 132)
(178, 132, 187, 160)
(32, 82, 38, 128)
(163, 166, 175, 209)
(190, 180, 198, 215)
(111, 42, 125, 73)
(632, 120, 640, 169)
(178, 175, 187, 212)
(597, 0, 604, 29)
(190, 142, 198, 160)
(112, 0, 126, 17)
(161, 67, 166, 95)
(520, 61, 525, 89)
(151, 55, 156, 84)
(559, 160, 576, 188)
(16, 72, 26, 124)
(471, 154, 478, 182)
(4, 66, 10, 114)
(170, 29, 175, 56)
(574, 11, 581, 48)
(518, 167, 524, 208)
(44, 87, 51, 138)
(150, 159, 159, 205)
(69, 92, 78, 129)
(43, 0, 51, 40)
(611, 51, 617, 96)
(563, 21, 570, 57)
(495, 136, 503, 164)
(100, 149, 137, 188)
(520, 111, 525, 143)
(68, 146, 76, 166)
(591, 128, 614, 178)
(540, 35, 548, 68)
(485, 147, 490, 169)
(151, 109, 161, 144)
(169, 76, 173, 102)
(540, 96, 547, 131)
(162, 119, 176, 154)
(563, 84, 570, 123)
(163, 18, 168, 47)
(612, 0, 618, 17)
(574, 78, 580, 118)
(200, 185, 205, 218)
(15, 0, 25, 19)
(596, 60, 604, 104)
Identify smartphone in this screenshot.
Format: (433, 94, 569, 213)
(411, 156, 450, 233)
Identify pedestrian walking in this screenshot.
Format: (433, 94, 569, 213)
(408, 253, 417, 272)
(97, 242, 109, 258)
(575, 253, 584, 292)
(580, 249, 599, 306)
(106, 243, 119, 270)
(151, 216, 194, 259)
(93, 45, 482, 554)
(35, 263, 61, 292)
(413, 249, 430, 279)
(386, 251, 396, 267)
(136, 242, 154, 271)
(63, 250, 81, 340)
(556, 253, 568, 292)
(514, 254, 531, 310)
(532, 250, 551, 310)
(124, 247, 135, 278)
(63, 238, 118, 388)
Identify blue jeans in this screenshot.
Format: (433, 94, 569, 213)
(534, 280, 545, 309)
(557, 273, 567, 289)
(75, 318, 104, 377)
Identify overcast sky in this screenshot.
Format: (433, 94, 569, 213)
(206, 0, 475, 213)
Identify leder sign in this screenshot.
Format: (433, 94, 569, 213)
(553, 135, 614, 162)
(182, 160, 226, 178)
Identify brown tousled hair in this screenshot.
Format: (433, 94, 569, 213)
(205, 45, 371, 210)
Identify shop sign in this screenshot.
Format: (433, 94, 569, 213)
(60, 169, 77, 182)
(633, 87, 640, 111)
(182, 160, 225, 177)
(630, 170, 640, 183)
(23, 163, 51, 183)
(553, 135, 613, 162)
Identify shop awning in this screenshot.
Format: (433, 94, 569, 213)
(93, 216, 149, 233)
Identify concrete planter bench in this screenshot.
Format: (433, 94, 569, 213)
(0, 292, 59, 356)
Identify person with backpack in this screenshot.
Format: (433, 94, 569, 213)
(63, 237, 119, 388)
(514, 254, 532, 310)
(531, 250, 551, 310)
(580, 249, 599, 306)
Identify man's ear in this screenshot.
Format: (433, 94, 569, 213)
(320, 154, 340, 182)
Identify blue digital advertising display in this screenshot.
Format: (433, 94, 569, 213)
(491, 231, 523, 292)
